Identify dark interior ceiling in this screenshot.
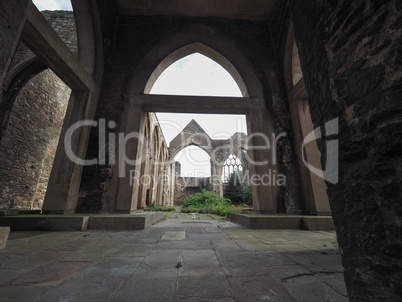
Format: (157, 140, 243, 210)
(117, 0, 277, 20)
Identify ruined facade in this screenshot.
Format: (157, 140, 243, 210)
(168, 119, 249, 202)
(0, 0, 401, 300)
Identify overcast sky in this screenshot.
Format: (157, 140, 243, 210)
(33, 0, 72, 11)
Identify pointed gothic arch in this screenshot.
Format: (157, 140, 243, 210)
(144, 43, 248, 97)
(115, 25, 280, 214)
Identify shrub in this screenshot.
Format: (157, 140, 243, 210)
(224, 171, 253, 206)
(182, 189, 231, 209)
(241, 185, 253, 206)
(180, 189, 253, 217)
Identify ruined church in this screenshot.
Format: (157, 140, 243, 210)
(0, 1, 401, 301)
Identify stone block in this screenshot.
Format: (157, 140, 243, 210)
(0, 226, 10, 250)
(0, 209, 19, 216)
(302, 216, 335, 231)
(0, 215, 89, 231)
(88, 213, 163, 230)
(227, 213, 303, 229)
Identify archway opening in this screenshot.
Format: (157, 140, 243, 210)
(173, 145, 212, 203)
(149, 52, 248, 178)
(174, 145, 211, 178)
(150, 52, 242, 97)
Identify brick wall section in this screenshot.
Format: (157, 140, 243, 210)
(0, 69, 70, 210)
(291, 0, 402, 300)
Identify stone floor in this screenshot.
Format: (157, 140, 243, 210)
(0, 213, 348, 301)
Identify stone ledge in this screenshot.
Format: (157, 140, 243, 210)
(0, 226, 10, 250)
(88, 213, 164, 230)
(0, 215, 89, 231)
(0, 213, 164, 231)
(301, 216, 335, 231)
(227, 213, 334, 230)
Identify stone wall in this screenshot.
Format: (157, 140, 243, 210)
(0, 11, 76, 210)
(0, 69, 70, 210)
(290, 0, 402, 300)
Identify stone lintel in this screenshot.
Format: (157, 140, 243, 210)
(130, 94, 263, 114)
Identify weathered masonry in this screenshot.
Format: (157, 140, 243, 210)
(0, 1, 401, 300)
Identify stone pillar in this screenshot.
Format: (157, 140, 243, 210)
(113, 102, 146, 213)
(289, 81, 331, 215)
(43, 91, 99, 214)
(168, 162, 175, 205)
(0, 0, 30, 89)
(211, 160, 223, 196)
(149, 148, 159, 205)
(156, 160, 164, 205)
(291, 0, 402, 299)
(247, 109, 279, 214)
(137, 146, 151, 209)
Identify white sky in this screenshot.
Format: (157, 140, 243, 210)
(150, 53, 247, 177)
(33, 0, 72, 11)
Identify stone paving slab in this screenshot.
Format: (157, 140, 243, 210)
(6, 261, 92, 286)
(0, 217, 348, 301)
(108, 243, 153, 257)
(113, 267, 176, 302)
(185, 232, 230, 241)
(282, 282, 348, 302)
(227, 275, 295, 301)
(186, 227, 205, 234)
(75, 256, 142, 279)
(316, 273, 348, 296)
(175, 298, 235, 302)
(179, 250, 222, 276)
(161, 231, 186, 240)
(39, 276, 127, 302)
(154, 239, 214, 250)
(211, 239, 242, 251)
(177, 274, 231, 297)
(283, 252, 344, 273)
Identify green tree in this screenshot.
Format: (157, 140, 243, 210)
(224, 170, 249, 205)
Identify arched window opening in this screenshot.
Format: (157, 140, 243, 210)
(222, 154, 243, 183)
(150, 52, 242, 97)
(174, 145, 211, 178)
